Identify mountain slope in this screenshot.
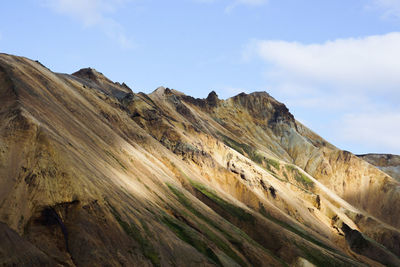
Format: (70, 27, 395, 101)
(358, 154, 400, 182)
(0, 53, 399, 266)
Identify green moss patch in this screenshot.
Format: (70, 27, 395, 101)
(295, 172, 314, 189)
(167, 183, 223, 231)
(189, 180, 254, 223)
(296, 244, 350, 267)
(217, 133, 285, 178)
(161, 215, 223, 266)
(167, 183, 288, 266)
(109, 205, 160, 266)
(285, 165, 314, 190)
(218, 132, 263, 164)
(166, 183, 246, 266)
(266, 158, 280, 171)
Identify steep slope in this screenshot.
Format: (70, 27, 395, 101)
(358, 154, 400, 182)
(0, 53, 399, 266)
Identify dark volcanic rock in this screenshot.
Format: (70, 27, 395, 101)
(206, 91, 219, 107)
(231, 91, 295, 126)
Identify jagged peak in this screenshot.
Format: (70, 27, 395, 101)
(152, 86, 166, 93)
(206, 90, 218, 100)
(150, 86, 168, 98)
(72, 67, 132, 96)
(150, 87, 186, 98)
(176, 90, 221, 109)
(72, 67, 109, 82)
(230, 90, 295, 125)
(205, 91, 219, 107)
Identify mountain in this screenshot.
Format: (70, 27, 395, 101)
(0, 53, 399, 266)
(358, 154, 400, 182)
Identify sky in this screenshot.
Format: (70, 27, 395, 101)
(0, 0, 399, 154)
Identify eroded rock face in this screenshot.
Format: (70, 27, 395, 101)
(0, 53, 399, 266)
(206, 91, 219, 107)
(231, 92, 296, 126)
(72, 67, 132, 100)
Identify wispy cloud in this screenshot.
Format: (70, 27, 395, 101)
(41, 0, 133, 49)
(246, 33, 400, 93)
(368, 0, 400, 19)
(245, 32, 400, 153)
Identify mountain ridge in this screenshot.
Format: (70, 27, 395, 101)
(358, 153, 400, 182)
(0, 53, 399, 266)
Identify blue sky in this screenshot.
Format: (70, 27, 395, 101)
(1, 0, 399, 154)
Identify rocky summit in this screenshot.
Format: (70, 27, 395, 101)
(0, 53, 400, 266)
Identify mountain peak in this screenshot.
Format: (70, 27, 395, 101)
(206, 90, 219, 107)
(152, 86, 166, 94)
(151, 86, 186, 99)
(72, 67, 108, 83)
(71, 67, 132, 98)
(230, 90, 295, 125)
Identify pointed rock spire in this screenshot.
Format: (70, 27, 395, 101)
(206, 90, 219, 107)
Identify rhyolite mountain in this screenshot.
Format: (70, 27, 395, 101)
(0, 53, 399, 267)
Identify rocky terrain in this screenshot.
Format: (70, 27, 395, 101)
(0, 53, 399, 266)
(358, 154, 400, 182)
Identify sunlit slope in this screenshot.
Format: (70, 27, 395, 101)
(0, 53, 399, 266)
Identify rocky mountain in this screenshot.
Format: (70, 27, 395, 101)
(0, 53, 399, 266)
(358, 154, 400, 182)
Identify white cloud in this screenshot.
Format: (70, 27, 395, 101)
(245, 32, 400, 153)
(369, 0, 400, 19)
(247, 32, 400, 93)
(42, 0, 133, 48)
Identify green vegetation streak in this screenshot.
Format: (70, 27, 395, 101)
(265, 158, 280, 172)
(109, 204, 160, 266)
(218, 132, 263, 164)
(166, 183, 247, 266)
(161, 215, 223, 266)
(189, 180, 254, 223)
(286, 165, 314, 189)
